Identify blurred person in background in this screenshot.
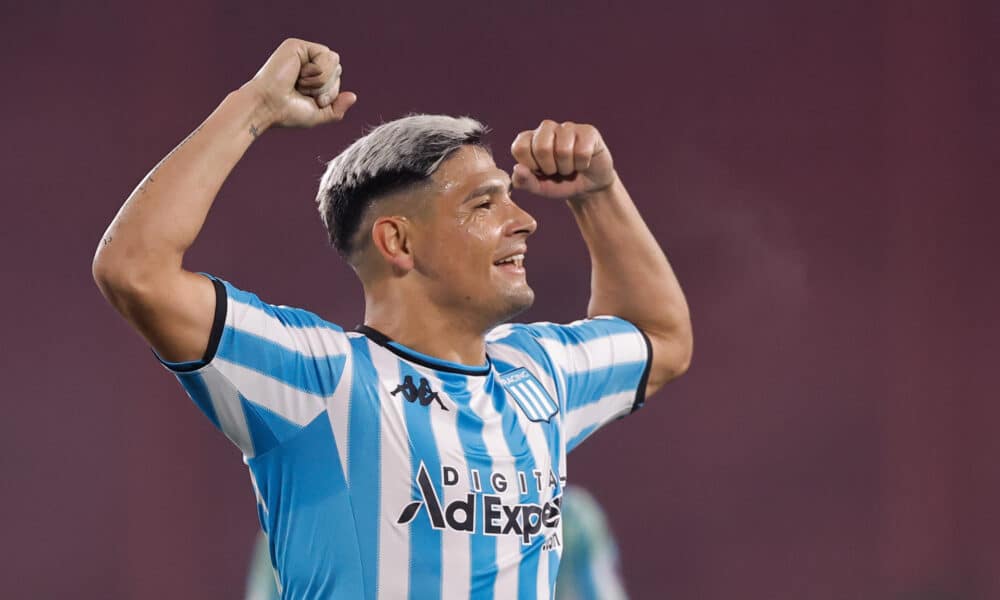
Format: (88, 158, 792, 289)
(93, 37, 691, 599)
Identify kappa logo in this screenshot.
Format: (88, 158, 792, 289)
(397, 463, 562, 545)
(391, 375, 448, 411)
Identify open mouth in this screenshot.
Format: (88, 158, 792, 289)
(493, 254, 525, 270)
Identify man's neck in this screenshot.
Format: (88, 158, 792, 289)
(362, 298, 489, 367)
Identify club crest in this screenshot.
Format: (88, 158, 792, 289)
(498, 368, 558, 422)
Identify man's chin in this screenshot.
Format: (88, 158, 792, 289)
(496, 288, 535, 324)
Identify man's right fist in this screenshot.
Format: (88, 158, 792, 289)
(243, 38, 357, 130)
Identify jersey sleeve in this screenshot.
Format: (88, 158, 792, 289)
(155, 274, 351, 458)
(488, 316, 652, 453)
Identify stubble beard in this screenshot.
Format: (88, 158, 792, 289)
(436, 280, 536, 334)
(488, 285, 535, 329)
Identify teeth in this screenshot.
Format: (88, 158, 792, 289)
(495, 253, 525, 267)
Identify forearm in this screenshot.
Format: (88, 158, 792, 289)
(510, 119, 692, 388)
(568, 174, 692, 346)
(91, 40, 350, 363)
(93, 85, 271, 283)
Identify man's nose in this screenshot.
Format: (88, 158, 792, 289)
(508, 201, 537, 237)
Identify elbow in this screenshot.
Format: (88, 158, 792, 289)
(663, 331, 693, 381)
(91, 247, 115, 290)
(92, 244, 131, 297)
(93, 256, 140, 312)
(91, 244, 158, 311)
(92, 245, 117, 295)
(674, 337, 693, 378)
(646, 324, 693, 391)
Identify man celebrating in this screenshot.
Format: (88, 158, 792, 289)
(93, 38, 692, 600)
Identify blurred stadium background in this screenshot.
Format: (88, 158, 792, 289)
(1, 0, 997, 597)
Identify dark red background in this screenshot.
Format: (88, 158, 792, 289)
(3, 1, 998, 598)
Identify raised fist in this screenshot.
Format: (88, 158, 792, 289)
(244, 38, 357, 129)
(510, 120, 616, 200)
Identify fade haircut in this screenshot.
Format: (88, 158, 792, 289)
(316, 114, 488, 256)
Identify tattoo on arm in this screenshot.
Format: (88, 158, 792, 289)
(136, 174, 155, 195)
(250, 124, 260, 139)
(134, 124, 203, 197)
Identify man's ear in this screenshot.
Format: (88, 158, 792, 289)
(371, 216, 415, 275)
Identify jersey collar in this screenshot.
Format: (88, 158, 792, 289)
(354, 325, 492, 376)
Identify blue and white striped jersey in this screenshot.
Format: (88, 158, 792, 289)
(159, 274, 652, 600)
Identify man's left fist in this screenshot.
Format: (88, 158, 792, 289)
(510, 120, 616, 199)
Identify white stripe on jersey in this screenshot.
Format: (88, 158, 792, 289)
(422, 369, 472, 600)
(229, 299, 348, 358)
(465, 389, 520, 600)
(509, 394, 558, 600)
(370, 345, 411, 600)
(199, 367, 254, 454)
(484, 323, 517, 342)
(565, 390, 634, 441)
(328, 336, 356, 485)
(536, 332, 646, 374)
(215, 357, 326, 426)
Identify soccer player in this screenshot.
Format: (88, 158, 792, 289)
(93, 38, 692, 600)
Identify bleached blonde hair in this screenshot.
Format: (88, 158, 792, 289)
(316, 114, 488, 255)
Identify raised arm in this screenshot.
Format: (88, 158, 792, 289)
(510, 120, 693, 396)
(92, 38, 356, 363)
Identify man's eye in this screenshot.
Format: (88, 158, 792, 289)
(476, 200, 492, 210)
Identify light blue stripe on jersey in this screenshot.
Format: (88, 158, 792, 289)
(563, 362, 646, 407)
(549, 542, 560, 598)
(346, 338, 381, 600)
(399, 360, 444, 600)
(443, 374, 498, 599)
(246, 413, 364, 599)
(241, 393, 303, 456)
(216, 326, 346, 397)
(176, 372, 220, 429)
(566, 424, 598, 454)
(491, 357, 543, 600)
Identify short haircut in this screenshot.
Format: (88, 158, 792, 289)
(316, 114, 488, 256)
